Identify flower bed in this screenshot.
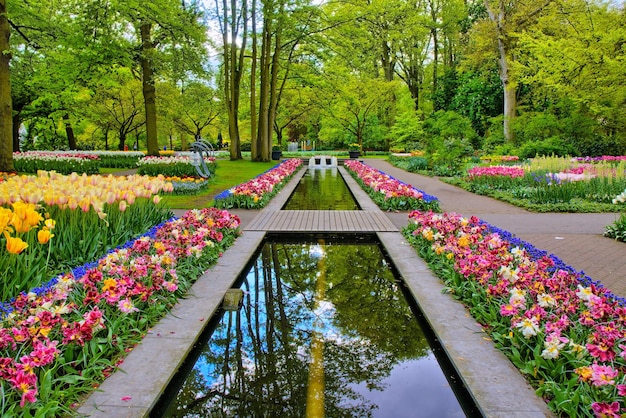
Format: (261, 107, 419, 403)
(404, 210, 626, 417)
(467, 165, 526, 179)
(343, 160, 440, 211)
(13, 151, 101, 175)
(0, 208, 241, 416)
(50, 150, 145, 169)
(0, 172, 174, 300)
(456, 156, 626, 211)
(137, 155, 217, 178)
(160, 176, 210, 195)
(213, 158, 303, 209)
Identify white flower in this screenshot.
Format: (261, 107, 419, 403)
(541, 336, 566, 359)
(576, 285, 593, 302)
(509, 287, 526, 307)
(510, 246, 525, 259)
(537, 293, 556, 308)
(499, 265, 520, 283)
(516, 317, 540, 338)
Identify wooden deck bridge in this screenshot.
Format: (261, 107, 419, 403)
(245, 209, 398, 232)
(243, 166, 399, 233)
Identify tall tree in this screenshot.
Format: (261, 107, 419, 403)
(479, 0, 554, 142)
(518, 0, 626, 142)
(252, 1, 321, 161)
(118, 1, 207, 155)
(217, 0, 247, 160)
(173, 82, 222, 141)
(0, 0, 13, 172)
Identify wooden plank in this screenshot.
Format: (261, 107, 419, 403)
(335, 211, 345, 231)
(347, 211, 357, 231)
(246, 211, 273, 231)
(356, 212, 369, 231)
(294, 210, 306, 231)
(273, 211, 287, 231)
(284, 211, 299, 231)
(305, 211, 314, 230)
(367, 213, 380, 231)
(380, 212, 398, 231)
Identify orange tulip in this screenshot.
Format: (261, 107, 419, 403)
(0, 207, 12, 235)
(37, 229, 54, 245)
(11, 202, 43, 233)
(4, 232, 28, 254)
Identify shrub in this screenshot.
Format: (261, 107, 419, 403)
(517, 137, 577, 159)
(406, 156, 429, 172)
(605, 213, 626, 242)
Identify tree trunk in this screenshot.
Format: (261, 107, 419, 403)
(119, 130, 127, 151)
(498, 37, 516, 143)
(429, 0, 439, 109)
(64, 113, 77, 150)
(256, 19, 271, 162)
(486, 0, 516, 142)
(140, 22, 159, 156)
(266, 32, 281, 162)
(250, 0, 258, 159)
(0, 0, 14, 172)
(381, 40, 394, 81)
(12, 111, 21, 153)
(223, 0, 245, 161)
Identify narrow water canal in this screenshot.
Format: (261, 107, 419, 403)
(283, 168, 359, 210)
(154, 234, 472, 417)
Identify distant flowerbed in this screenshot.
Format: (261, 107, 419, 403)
(404, 210, 626, 417)
(467, 165, 526, 179)
(13, 151, 101, 175)
(137, 155, 217, 178)
(163, 176, 210, 195)
(0, 208, 241, 416)
(344, 160, 440, 211)
(460, 156, 626, 209)
(575, 156, 626, 163)
(214, 158, 303, 209)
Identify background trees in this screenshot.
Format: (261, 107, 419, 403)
(0, 0, 624, 169)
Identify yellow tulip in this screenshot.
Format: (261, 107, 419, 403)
(0, 207, 13, 234)
(67, 197, 78, 210)
(119, 200, 127, 212)
(78, 197, 91, 212)
(37, 229, 54, 245)
(44, 218, 56, 230)
(4, 232, 28, 254)
(11, 201, 43, 233)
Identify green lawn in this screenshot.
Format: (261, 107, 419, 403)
(161, 158, 278, 210)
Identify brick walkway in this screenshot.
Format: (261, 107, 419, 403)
(365, 159, 626, 300)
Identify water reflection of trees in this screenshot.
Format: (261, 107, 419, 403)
(283, 169, 358, 210)
(163, 239, 431, 417)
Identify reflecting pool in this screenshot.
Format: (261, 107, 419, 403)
(282, 168, 359, 210)
(154, 235, 474, 417)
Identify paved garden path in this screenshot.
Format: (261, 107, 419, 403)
(365, 159, 626, 300)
